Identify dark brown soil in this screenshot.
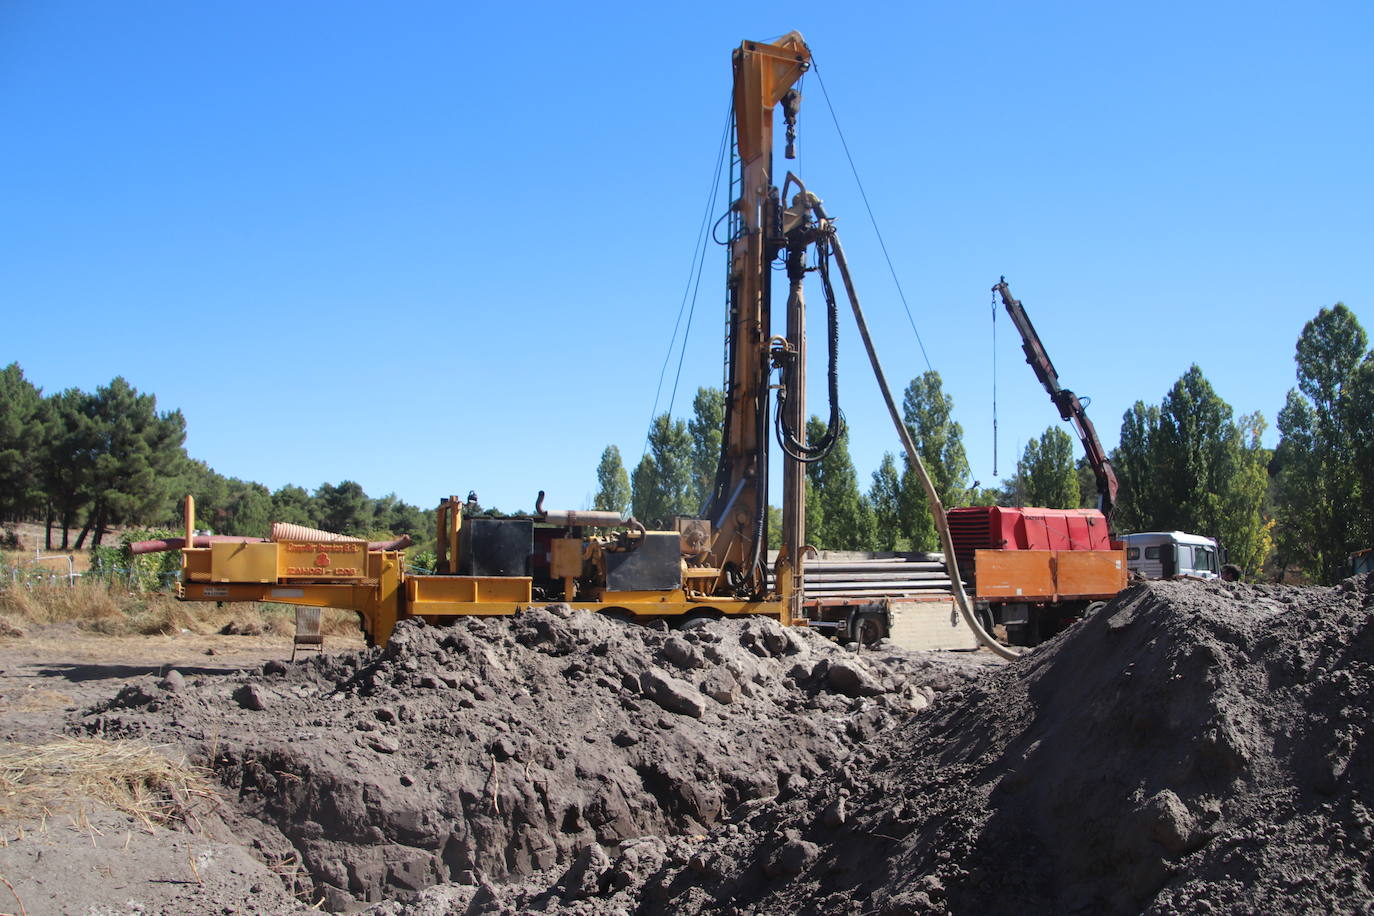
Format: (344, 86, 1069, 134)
(21, 575, 1372, 914)
(81, 607, 992, 910)
(426, 576, 1374, 915)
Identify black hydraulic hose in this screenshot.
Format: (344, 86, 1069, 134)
(775, 237, 843, 463)
(817, 237, 843, 441)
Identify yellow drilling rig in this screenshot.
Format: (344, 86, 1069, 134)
(159, 32, 1025, 657)
(159, 34, 821, 647)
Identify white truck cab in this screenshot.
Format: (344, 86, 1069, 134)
(1119, 532, 1221, 579)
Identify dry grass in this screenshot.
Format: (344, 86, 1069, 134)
(0, 581, 362, 639)
(0, 581, 127, 631)
(0, 737, 215, 829)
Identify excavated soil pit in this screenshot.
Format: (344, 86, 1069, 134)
(424, 576, 1374, 916)
(81, 606, 993, 910)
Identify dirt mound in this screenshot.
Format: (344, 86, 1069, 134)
(81, 606, 991, 910)
(461, 576, 1372, 915)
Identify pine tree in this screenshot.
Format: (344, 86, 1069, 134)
(630, 414, 693, 526)
(41, 389, 96, 549)
(1348, 356, 1374, 551)
(1222, 412, 1274, 576)
(1075, 457, 1098, 509)
(219, 479, 273, 536)
(315, 480, 374, 536)
(804, 478, 825, 548)
(270, 484, 316, 527)
(1013, 426, 1080, 508)
(373, 494, 427, 539)
(180, 460, 229, 532)
(896, 372, 969, 550)
(687, 387, 724, 514)
(869, 452, 902, 550)
(1113, 401, 1163, 533)
(593, 445, 631, 515)
(75, 377, 187, 547)
(805, 416, 875, 549)
(1275, 304, 1370, 581)
(0, 364, 44, 521)
(1114, 366, 1272, 574)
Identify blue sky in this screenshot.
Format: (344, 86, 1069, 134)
(3, 2, 1370, 514)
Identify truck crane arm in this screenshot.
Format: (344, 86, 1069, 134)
(993, 277, 1119, 520)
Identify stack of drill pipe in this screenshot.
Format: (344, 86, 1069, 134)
(801, 555, 956, 599)
(128, 535, 267, 555)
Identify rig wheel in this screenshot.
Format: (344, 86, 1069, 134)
(598, 607, 635, 625)
(676, 609, 723, 631)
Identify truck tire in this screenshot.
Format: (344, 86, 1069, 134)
(852, 611, 887, 647)
(1007, 615, 1042, 647)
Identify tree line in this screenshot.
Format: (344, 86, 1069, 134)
(0, 367, 432, 549)
(595, 376, 1023, 554)
(596, 303, 1374, 583)
(2, 303, 1368, 582)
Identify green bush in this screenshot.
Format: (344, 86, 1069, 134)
(87, 529, 182, 592)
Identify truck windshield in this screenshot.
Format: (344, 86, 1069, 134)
(1192, 546, 1217, 574)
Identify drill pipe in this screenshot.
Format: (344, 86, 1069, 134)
(128, 534, 413, 555)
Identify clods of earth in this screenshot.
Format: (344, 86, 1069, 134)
(80, 608, 990, 912)
(4, 574, 1372, 914)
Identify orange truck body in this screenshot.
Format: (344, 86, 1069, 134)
(948, 506, 1127, 645)
(971, 548, 1126, 602)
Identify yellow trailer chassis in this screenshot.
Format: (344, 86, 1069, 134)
(177, 497, 791, 647)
